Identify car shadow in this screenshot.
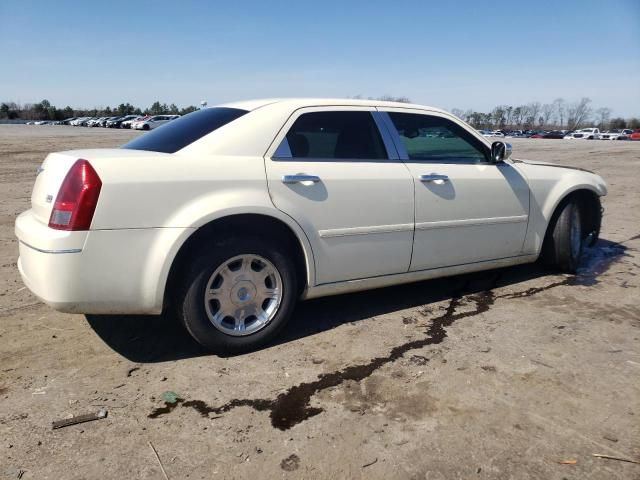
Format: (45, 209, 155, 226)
(85, 239, 625, 363)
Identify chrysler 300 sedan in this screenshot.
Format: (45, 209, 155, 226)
(15, 98, 605, 352)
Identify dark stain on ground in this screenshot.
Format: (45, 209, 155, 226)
(147, 240, 630, 429)
(280, 454, 300, 471)
(126, 367, 140, 377)
(149, 288, 496, 428)
(147, 399, 183, 418)
(409, 355, 429, 366)
(0, 387, 7, 395)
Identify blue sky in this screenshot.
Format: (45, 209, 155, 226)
(1, 0, 639, 116)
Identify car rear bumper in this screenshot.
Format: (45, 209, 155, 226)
(15, 210, 191, 314)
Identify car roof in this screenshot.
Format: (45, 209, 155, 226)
(218, 97, 448, 114)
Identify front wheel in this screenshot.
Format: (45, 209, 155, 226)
(541, 199, 584, 273)
(178, 236, 298, 353)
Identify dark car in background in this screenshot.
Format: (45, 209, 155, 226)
(107, 115, 139, 128)
(543, 130, 569, 139)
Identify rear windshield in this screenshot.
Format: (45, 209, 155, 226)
(122, 107, 248, 153)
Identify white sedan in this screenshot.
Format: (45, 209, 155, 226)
(15, 99, 606, 352)
(565, 128, 601, 140)
(600, 129, 633, 140)
(131, 114, 180, 130)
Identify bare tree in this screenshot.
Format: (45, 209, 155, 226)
(526, 102, 541, 128)
(553, 98, 565, 128)
(491, 105, 507, 129)
(378, 95, 411, 103)
(541, 103, 555, 127)
(513, 105, 530, 128)
(566, 97, 592, 129)
(595, 107, 612, 129)
(504, 106, 513, 128)
(450, 108, 465, 120)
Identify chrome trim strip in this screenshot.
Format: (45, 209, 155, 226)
(416, 215, 528, 231)
(20, 240, 82, 254)
(319, 223, 413, 238)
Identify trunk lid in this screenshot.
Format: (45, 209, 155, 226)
(30, 148, 169, 225)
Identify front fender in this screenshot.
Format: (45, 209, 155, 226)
(518, 163, 607, 254)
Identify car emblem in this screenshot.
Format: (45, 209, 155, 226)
(46, 195, 53, 203)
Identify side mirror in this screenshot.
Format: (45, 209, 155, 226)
(491, 141, 512, 163)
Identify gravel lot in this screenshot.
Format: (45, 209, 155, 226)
(1, 125, 639, 479)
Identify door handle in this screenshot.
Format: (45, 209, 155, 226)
(282, 174, 321, 184)
(420, 174, 449, 182)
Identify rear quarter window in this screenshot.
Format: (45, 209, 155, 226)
(122, 107, 248, 153)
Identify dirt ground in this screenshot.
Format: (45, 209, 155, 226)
(1, 125, 639, 479)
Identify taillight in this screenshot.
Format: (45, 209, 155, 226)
(49, 159, 102, 231)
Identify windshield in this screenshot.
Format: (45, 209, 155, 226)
(122, 107, 248, 153)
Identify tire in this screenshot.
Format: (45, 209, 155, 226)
(541, 198, 584, 273)
(142, 124, 150, 130)
(177, 235, 298, 353)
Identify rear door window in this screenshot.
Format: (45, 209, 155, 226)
(122, 107, 248, 153)
(276, 111, 387, 160)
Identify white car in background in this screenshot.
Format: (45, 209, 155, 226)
(564, 128, 600, 140)
(600, 129, 633, 140)
(480, 130, 504, 138)
(70, 117, 91, 126)
(121, 116, 147, 129)
(15, 98, 606, 353)
(132, 114, 180, 130)
(87, 117, 106, 127)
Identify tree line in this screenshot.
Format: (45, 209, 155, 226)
(2, 96, 639, 131)
(0, 100, 199, 121)
(450, 98, 640, 131)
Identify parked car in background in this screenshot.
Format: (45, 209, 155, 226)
(564, 128, 600, 140)
(97, 117, 114, 127)
(479, 130, 504, 138)
(132, 114, 180, 130)
(600, 129, 633, 140)
(87, 117, 105, 127)
(542, 131, 568, 139)
(103, 116, 122, 128)
(629, 130, 640, 141)
(107, 115, 138, 128)
(121, 116, 148, 129)
(69, 117, 89, 126)
(15, 98, 606, 353)
(529, 131, 547, 138)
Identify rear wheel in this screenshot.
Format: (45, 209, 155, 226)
(178, 236, 297, 353)
(142, 124, 150, 131)
(541, 198, 584, 273)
